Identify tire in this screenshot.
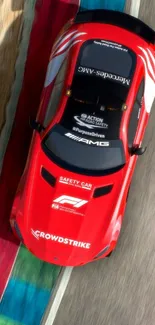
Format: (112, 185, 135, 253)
(106, 251, 113, 257)
(126, 185, 131, 201)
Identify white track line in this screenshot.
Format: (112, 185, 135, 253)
(45, 267, 73, 325)
(130, 0, 141, 17)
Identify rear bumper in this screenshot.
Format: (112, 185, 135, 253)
(74, 9, 155, 44)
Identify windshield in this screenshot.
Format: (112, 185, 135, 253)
(42, 125, 126, 176)
(61, 84, 124, 140)
(42, 39, 136, 175)
(78, 39, 135, 80)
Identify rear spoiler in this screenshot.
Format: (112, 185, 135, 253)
(74, 10, 155, 44)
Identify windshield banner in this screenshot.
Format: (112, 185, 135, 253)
(77, 66, 131, 86)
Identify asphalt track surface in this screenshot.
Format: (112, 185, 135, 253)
(47, 3, 155, 325)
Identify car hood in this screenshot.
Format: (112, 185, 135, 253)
(15, 142, 126, 265)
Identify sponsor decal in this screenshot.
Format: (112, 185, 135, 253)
(74, 114, 108, 129)
(72, 127, 105, 138)
(77, 66, 131, 86)
(52, 204, 85, 216)
(51, 195, 88, 216)
(31, 229, 91, 249)
(65, 132, 109, 146)
(53, 195, 88, 208)
(59, 176, 92, 190)
(94, 40, 128, 52)
(51, 203, 59, 210)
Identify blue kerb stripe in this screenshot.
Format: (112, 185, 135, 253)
(0, 278, 51, 325)
(80, 0, 126, 12)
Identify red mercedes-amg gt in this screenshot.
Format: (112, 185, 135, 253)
(10, 10, 155, 266)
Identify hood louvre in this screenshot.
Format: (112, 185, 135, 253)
(93, 185, 113, 198)
(41, 167, 56, 187)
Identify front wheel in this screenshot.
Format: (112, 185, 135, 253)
(106, 251, 113, 257)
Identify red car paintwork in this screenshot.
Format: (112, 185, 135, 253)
(10, 11, 155, 266)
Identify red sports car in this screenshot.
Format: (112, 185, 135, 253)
(10, 10, 155, 266)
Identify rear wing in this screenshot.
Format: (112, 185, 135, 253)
(74, 10, 155, 44)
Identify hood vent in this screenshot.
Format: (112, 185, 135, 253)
(93, 184, 113, 198)
(41, 167, 56, 187)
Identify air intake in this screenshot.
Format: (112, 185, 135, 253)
(41, 167, 56, 187)
(93, 184, 113, 198)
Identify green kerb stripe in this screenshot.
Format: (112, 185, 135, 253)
(0, 315, 23, 325)
(11, 245, 61, 290)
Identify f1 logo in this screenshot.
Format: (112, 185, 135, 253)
(53, 195, 88, 208)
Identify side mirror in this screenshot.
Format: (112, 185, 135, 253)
(29, 119, 45, 133)
(131, 146, 147, 156)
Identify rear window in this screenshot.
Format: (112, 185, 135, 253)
(76, 39, 136, 84)
(42, 125, 126, 176)
(61, 95, 123, 141)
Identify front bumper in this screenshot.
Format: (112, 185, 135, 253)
(10, 219, 114, 266)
